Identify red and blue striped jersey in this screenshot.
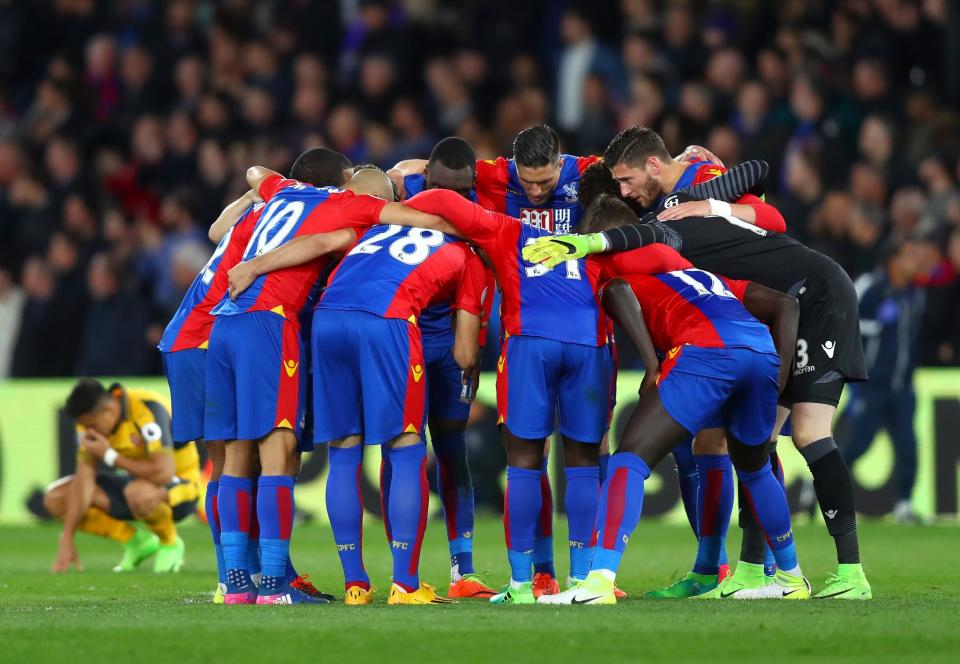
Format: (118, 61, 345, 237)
(319, 223, 486, 322)
(474, 154, 599, 234)
(616, 269, 776, 355)
(158, 205, 261, 352)
(404, 189, 610, 346)
(211, 174, 386, 322)
(401, 174, 489, 346)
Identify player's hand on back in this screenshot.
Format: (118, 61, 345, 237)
(522, 234, 600, 268)
(656, 200, 710, 221)
(677, 144, 724, 167)
(228, 261, 256, 300)
(52, 533, 83, 573)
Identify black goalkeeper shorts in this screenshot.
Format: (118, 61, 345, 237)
(779, 260, 867, 408)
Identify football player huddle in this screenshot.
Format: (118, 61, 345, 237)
(53, 124, 873, 606)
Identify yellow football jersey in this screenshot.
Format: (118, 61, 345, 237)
(76, 383, 200, 484)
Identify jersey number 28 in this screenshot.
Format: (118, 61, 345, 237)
(348, 225, 445, 265)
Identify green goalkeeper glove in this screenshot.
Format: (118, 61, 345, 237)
(521, 233, 607, 268)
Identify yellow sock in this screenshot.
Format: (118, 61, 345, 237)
(79, 508, 136, 543)
(142, 503, 177, 545)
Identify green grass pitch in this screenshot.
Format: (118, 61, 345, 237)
(2, 518, 958, 663)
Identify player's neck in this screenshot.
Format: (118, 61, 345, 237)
(659, 160, 686, 195)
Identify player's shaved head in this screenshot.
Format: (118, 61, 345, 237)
(345, 165, 395, 201)
(426, 136, 476, 199)
(290, 147, 353, 187)
(580, 194, 639, 234)
(603, 126, 671, 168)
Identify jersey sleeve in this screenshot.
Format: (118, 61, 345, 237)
(451, 247, 486, 317)
(133, 400, 174, 456)
(576, 155, 601, 174)
(339, 192, 390, 230)
(473, 157, 509, 213)
(602, 245, 693, 278)
(477, 265, 496, 346)
(404, 189, 510, 251)
(258, 174, 300, 201)
(720, 276, 751, 302)
(690, 163, 785, 233)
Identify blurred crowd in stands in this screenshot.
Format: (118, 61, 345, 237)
(0, 0, 959, 379)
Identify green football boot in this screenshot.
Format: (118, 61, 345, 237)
(814, 564, 873, 600)
(489, 581, 536, 605)
(695, 562, 772, 599)
(153, 535, 185, 573)
(644, 572, 718, 599)
(112, 528, 160, 572)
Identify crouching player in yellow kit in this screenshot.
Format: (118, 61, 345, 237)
(45, 378, 202, 573)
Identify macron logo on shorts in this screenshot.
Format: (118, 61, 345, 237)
(284, 360, 299, 377)
(821, 341, 836, 359)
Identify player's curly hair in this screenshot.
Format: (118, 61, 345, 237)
(578, 162, 619, 210)
(65, 378, 108, 419)
(603, 126, 671, 168)
(580, 194, 640, 234)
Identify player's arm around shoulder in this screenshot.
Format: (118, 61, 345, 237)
(209, 189, 261, 243)
(380, 200, 460, 236)
(741, 281, 799, 391)
(228, 228, 358, 300)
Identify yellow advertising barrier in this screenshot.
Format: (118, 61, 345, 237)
(1, 371, 958, 523)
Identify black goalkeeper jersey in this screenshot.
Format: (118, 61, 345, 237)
(602, 212, 839, 296)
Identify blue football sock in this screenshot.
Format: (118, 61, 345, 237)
(533, 458, 555, 577)
(692, 454, 733, 576)
(592, 454, 650, 574)
(564, 465, 600, 580)
(380, 453, 393, 542)
(672, 438, 698, 536)
(205, 480, 226, 584)
(737, 462, 798, 571)
(505, 466, 542, 583)
(218, 475, 254, 586)
(386, 443, 429, 591)
(257, 475, 295, 580)
(433, 429, 476, 576)
(326, 445, 369, 588)
(598, 453, 610, 485)
(763, 446, 785, 575)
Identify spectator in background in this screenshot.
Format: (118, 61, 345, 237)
(76, 253, 152, 376)
(0, 268, 24, 378)
(838, 237, 928, 523)
(555, 7, 624, 135)
(11, 257, 75, 377)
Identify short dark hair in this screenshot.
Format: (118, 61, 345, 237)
(580, 194, 639, 234)
(602, 126, 671, 168)
(428, 136, 476, 172)
(290, 148, 353, 187)
(513, 125, 561, 168)
(65, 378, 108, 419)
(578, 162, 620, 210)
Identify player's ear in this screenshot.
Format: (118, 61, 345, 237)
(646, 156, 661, 176)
